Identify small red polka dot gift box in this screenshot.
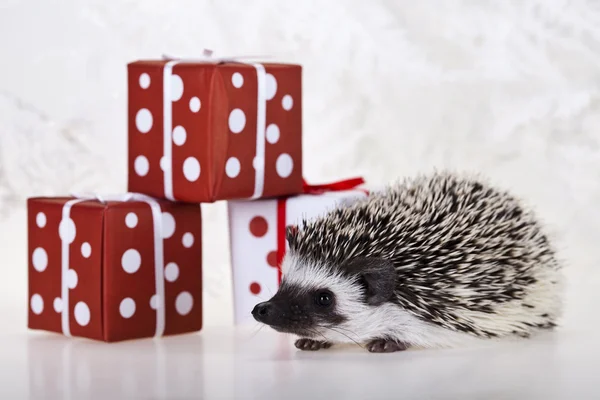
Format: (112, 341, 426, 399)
(227, 178, 369, 324)
(127, 55, 303, 203)
(26, 194, 203, 342)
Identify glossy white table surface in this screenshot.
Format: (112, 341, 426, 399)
(1, 325, 598, 399)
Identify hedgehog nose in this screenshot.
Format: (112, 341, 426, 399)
(252, 302, 273, 322)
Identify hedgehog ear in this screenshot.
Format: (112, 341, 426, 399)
(344, 257, 396, 306)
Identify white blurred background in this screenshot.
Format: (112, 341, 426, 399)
(1, 0, 599, 332)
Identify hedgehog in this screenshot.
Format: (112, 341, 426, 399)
(251, 171, 564, 353)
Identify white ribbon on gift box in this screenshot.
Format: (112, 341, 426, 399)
(161, 50, 268, 201)
(61, 192, 166, 338)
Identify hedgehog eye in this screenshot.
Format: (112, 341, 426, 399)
(315, 291, 333, 307)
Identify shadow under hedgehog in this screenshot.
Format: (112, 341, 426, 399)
(252, 171, 564, 353)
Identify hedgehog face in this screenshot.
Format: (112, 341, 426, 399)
(251, 282, 346, 337)
(252, 253, 397, 339)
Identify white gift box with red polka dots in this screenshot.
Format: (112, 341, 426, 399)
(27, 196, 203, 342)
(228, 188, 369, 324)
(127, 59, 303, 203)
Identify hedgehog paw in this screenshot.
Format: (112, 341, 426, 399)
(295, 338, 332, 351)
(366, 338, 408, 353)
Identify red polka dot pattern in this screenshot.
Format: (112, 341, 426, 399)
(249, 216, 268, 238)
(250, 282, 261, 295)
(266, 251, 278, 268)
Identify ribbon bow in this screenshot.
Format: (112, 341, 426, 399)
(302, 177, 366, 195)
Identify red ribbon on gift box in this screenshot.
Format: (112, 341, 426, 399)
(275, 177, 368, 283)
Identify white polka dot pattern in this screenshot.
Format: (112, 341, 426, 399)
(183, 157, 201, 182)
(176, 292, 194, 316)
(36, 212, 46, 228)
(74, 302, 90, 326)
(266, 74, 277, 100)
(276, 153, 294, 178)
(225, 157, 241, 178)
(53, 297, 63, 313)
(31, 294, 43, 315)
(228, 109, 246, 133)
(81, 242, 91, 258)
(129, 61, 302, 206)
(173, 126, 187, 146)
(125, 212, 138, 228)
(32, 247, 48, 272)
(28, 194, 204, 340)
(150, 294, 159, 310)
(119, 298, 136, 318)
(67, 269, 78, 289)
(165, 262, 179, 282)
(139, 73, 150, 89)
(170, 74, 184, 102)
(189, 97, 201, 112)
(160, 157, 168, 172)
(282, 95, 293, 110)
(182, 233, 194, 248)
(135, 109, 153, 133)
(266, 124, 280, 144)
(134, 155, 150, 177)
(122, 249, 141, 274)
(161, 212, 176, 239)
(232, 72, 244, 88)
(252, 156, 264, 171)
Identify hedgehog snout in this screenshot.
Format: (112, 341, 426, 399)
(252, 299, 312, 333)
(252, 301, 274, 324)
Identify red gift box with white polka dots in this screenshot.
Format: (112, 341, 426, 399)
(228, 190, 368, 324)
(127, 59, 303, 203)
(27, 197, 203, 342)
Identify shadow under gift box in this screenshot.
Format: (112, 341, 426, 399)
(27, 197, 203, 342)
(127, 60, 303, 203)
